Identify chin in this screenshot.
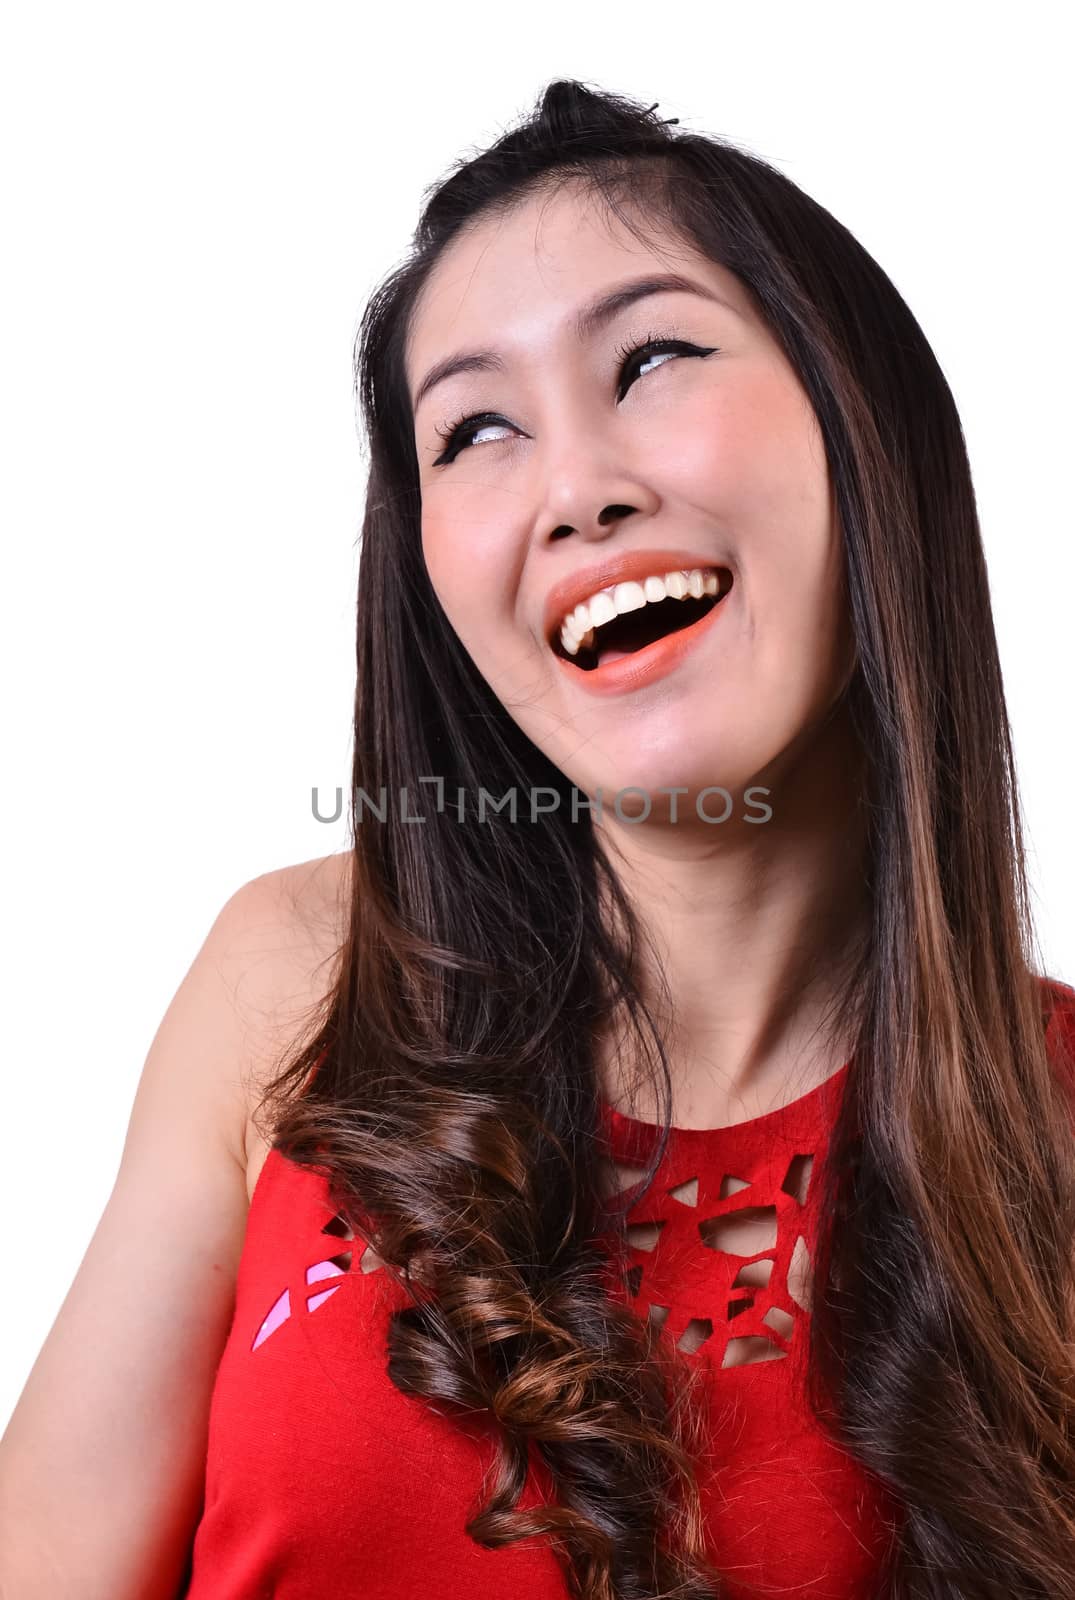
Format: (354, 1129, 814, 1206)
(597, 720, 754, 789)
(565, 743, 765, 828)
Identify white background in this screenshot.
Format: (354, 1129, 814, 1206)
(1, 3, 1071, 1428)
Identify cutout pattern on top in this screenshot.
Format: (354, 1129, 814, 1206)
(251, 1198, 384, 1352)
(249, 1139, 823, 1366)
(608, 1141, 819, 1370)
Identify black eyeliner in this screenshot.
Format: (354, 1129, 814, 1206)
(431, 335, 718, 466)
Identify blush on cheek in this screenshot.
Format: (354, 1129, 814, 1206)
(649, 382, 788, 516)
(713, 395, 830, 556)
(421, 520, 523, 675)
(423, 488, 526, 585)
(647, 390, 742, 486)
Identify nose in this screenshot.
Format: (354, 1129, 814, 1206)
(536, 458, 661, 546)
(529, 393, 662, 546)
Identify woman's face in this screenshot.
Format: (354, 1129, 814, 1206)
(405, 181, 853, 819)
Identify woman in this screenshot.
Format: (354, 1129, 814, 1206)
(3, 79, 1074, 1600)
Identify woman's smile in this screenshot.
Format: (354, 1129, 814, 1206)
(547, 559, 736, 697)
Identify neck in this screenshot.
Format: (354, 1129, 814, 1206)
(594, 703, 869, 1129)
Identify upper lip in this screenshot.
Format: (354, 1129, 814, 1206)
(542, 547, 730, 646)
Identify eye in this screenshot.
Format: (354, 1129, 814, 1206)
(613, 334, 718, 402)
(431, 411, 514, 466)
(430, 333, 719, 467)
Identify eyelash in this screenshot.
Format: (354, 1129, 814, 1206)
(430, 330, 719, 466)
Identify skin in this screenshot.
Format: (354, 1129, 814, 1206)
(405, 181, 869, 1127)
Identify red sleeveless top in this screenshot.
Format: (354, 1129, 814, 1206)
(182, 978, 1075, 1599)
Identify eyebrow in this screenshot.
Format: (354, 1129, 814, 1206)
(410, 271, 738, 415)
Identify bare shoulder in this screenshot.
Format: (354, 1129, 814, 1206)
(0, 851, 353, 1595)
(217, 851, 352, 1201)
(221, 850, 351, 979)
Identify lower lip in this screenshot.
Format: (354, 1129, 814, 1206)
(554, 587, 732, 698)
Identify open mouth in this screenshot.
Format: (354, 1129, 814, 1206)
(552, 568, 734, 672)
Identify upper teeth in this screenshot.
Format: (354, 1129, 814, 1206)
(559, 567, 721, 657)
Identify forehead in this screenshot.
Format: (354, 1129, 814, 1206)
(405, 183, 751, 389)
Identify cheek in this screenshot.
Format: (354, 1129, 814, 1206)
(653, 370, 845, 694)
(420, 491, 538, 695)
(658, 366, 830, 534)
(421, 490, 518, 641)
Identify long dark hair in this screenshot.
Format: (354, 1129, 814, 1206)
(253, 80, 1075, 1597)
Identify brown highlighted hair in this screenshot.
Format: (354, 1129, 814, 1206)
(252, 80, 1075, 1597)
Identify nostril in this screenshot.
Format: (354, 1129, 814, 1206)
(597, 504, 639, 526)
